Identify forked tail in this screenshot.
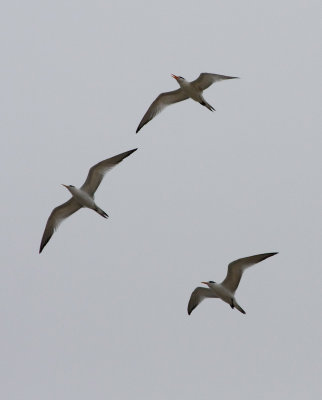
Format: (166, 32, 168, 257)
(95, 206, 109, 219)
(200, 100, 215, 112)
(231, 299, 246, 314)
(234, 303, 246, 314)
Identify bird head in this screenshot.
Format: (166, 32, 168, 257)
(171, 74, 185, 85)
(62, 184, 75, 193)
(201, 281, 216, 287)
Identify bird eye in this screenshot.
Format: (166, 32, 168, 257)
(179, 76, 184, 79)
(209, 280, 215, 283)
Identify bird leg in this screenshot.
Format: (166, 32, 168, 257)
(230, 299, 234, 309)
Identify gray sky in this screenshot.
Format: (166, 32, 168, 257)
(1, 1, 321, 399)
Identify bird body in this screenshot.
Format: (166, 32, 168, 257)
(207, 281, 234, 304)
(136, 72, 238, 133)
(187, 252, 278, 315)
(62, 185, 108, 218)
(63, 185, 96, 209)
(176, 77, 202, 102)
(39, 148, 137, 253)
(200, 282, 246, 314)
(175, 77, 215, 111)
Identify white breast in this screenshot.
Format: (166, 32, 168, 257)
(69, 187, 96, 209)
(180, 81, 202, 102)
(210, 283, 233, 303)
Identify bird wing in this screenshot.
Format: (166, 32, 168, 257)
(39, 198, 82, 253)
(187, 287, 218, 315)
(81, 149, 137, 196)
(221, 252, 278, 293)
(191, 73, 238, 91)
(136, 89, 188, 133)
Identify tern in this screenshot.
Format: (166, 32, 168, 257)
(136, 72, 238, 133)
(187, 252, 278, 315)
(39, 149, 137, 253)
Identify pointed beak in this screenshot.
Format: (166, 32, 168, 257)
(61, 184, 68, 188)
(171, 74, 179, 80)
(201, 282, 208, 285)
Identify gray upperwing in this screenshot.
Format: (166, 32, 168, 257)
(81, 149, 137, 196)
(191, 73, 238, 91)
(39, 198, 82, 253)
(187, 287, 218, 315)
(136, 89, 188, 133)
(221, 252, 278, 293)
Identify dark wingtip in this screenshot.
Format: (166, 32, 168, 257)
(260, 252, 278, 262)
(123, 148, 138, 159)
(136, 121, 144, 133)
(187, 305, 195, 315)
(136, 119, 149, 133)
(39, 239, 48, 254)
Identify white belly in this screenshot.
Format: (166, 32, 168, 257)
(212, 283, 233, 304)
(72, 189, 96, 209)
(181, 82, 203, 102)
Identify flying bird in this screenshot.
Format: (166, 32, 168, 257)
(136, 72, 238, 133)
(187, 252, 278, 315)
(39, 149, 137, 253)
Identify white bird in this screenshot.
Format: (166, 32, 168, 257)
(39, 149, 137, 253)
(136, 72, 238, 133)
(187, 252, 278, 315)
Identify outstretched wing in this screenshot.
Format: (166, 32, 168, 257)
(81, 149, 137, 196)
(187, 287, 218, 315)
(39, 198, 82, 253)
(191, 73, 238, 91)
(136, 89, 188, 133)
(221, 252, 278, 293)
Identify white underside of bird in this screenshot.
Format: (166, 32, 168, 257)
(197, 282, 246, 314)
(136, 72, 238, 133)
(62, 185, 108, 217)
(39, 149, 137, 253)
(187, 252, 278, 315)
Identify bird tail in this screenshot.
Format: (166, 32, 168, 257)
(200, 100, 215, 112)
(234, 302, 246, 315)
(95, 206, 109, 219)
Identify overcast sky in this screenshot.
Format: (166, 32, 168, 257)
(1, 1, 321, 399)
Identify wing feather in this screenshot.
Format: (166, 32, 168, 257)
(39, 198, 82, 253)
(191, 73, 238, 91)
(136, 89, 188, 133)
(187, 287, 218, 315)
(221, 252, 278, 293)
(81, 149, 137, 196)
